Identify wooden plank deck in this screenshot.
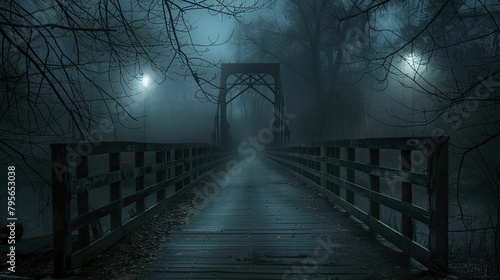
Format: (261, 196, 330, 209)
(140, 157, 420, 279)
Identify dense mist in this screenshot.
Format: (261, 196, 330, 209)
(0, 0, 499, 278)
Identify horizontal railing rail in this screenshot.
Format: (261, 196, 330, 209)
(51, 142, 234, 277)
(265, 137, 449, 274)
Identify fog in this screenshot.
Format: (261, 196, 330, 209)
(0, 0, 499, 277)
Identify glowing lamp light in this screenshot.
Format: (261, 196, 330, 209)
(142, 75, 150, 88)
(406, 53, 419, 66)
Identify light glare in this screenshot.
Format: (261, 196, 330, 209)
(142, 75, 150, 87)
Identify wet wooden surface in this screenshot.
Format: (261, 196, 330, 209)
(140, 157, 418, 279)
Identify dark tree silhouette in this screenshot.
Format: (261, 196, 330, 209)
(235, 0, 376, 140)
(0, 0, 260, 183)
(339, 2, 499, 271)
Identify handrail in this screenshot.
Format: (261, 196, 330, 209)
(51, 142, 234, 277)
(265, 136, 449, 275)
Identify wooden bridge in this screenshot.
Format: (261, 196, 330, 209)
(50, 136, 449, 279)
(48, 63, 449, 278)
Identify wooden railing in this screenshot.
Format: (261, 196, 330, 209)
(51, 142, 234, 277)
(265, 137, 449, 274)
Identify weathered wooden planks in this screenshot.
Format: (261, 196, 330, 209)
(141, 158, 417, 279)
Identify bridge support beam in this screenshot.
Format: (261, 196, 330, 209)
(346, 147, 355, 205)
(214, 63, 290, 146)
(369, 148, 380, 220)
(401, 150, 413, 245)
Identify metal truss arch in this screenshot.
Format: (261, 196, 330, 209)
(212, 63, 290, 146)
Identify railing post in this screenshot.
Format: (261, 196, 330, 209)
(166, 150, 172, 180)
(369, 148, 380, 220)
(202, 147, 208, 172)
(325, 147, 333, 192)
(197, 147, 202, 177)
(109, 152, 122, 230)
(184, 148, 191, 186)
(320, 146, 327, 187)
(346, 148, 355, 204)
(77, 156, 90, 249)
(401, 149, 413, 240)
(191, 147, 198, 180)
(175, 149, 183, 191)
(333, 147, 340, 196)
(156, 151, 166, 202)
(52, 145, 71, 278)
(135, 151, 145, 214)
(429, 140, 449, 274)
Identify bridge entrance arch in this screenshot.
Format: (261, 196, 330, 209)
(212, 63, 290, 146)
